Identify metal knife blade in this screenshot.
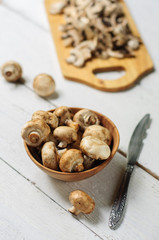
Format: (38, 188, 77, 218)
(109, 114, 151, 230)
(128, 114, 151, 165)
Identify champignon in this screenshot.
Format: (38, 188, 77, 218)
(50, 1, 66, 14)
(32, 110, 58, 129)
(83, 155, 95, 170)
(83, 125, 112, 145)
(33, 74, 55, 97)
(59, 149, 84, 172)
(1, 61, 22, 82)
(50, 0, 140, 67)
(41, 142, 58, 170)
(80, 136, 111, 160)
(21, 119, 50, 147)
(54, 106, 79, 131)
(69, 190, 95, 215)
(73, 109, 100, 130)
(53, 126, 78, 148)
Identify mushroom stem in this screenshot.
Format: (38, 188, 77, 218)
(29, 131, 40, 144)
(74, 163, 84, 172)
(68, 206, 81, 215)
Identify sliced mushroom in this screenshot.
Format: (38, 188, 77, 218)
(69, 190, 95, 215)
(73, 109, 100, 130)
(21, 119, 50, 147)
(83, 125, 112, 146)
(59, 149, 84, 172)
(32, 110, 58, 129)
(41, 142, 58, 170)
(50, 0, 140, 67)
(80, 136, 111, 160)
(50, 1, 66, 14)
(53, 126, 78, 148)
(54, 106, 79, 130)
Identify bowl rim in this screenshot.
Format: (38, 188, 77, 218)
(24, 107, 120, 177)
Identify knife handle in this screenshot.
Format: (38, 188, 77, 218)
(109, 165, 134, 230)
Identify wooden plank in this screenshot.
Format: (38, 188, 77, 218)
(0, 74, 158, 239)
(0, 1, 159, 177)
(0, 160, 101, 240)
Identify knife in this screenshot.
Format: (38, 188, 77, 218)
(109, 114, 151, 230)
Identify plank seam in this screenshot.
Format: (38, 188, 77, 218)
(0, 156, 104, 240)
(117, 149, 159, 181)
(2, 2, 49, 33)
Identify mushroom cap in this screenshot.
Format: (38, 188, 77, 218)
(53, 126, 78, 147)
(33, 74, 55, 97)
(1, 61, 22, 82)
(83, 125, 112, 145)
(54, 106, 73, 125)
(80, 136, 111, 160)
(69, 190, 95, 214)
(32, 110, 58, 129)
(21, 119, 50, 147)
(41, 142, 58, 170)
(59, 149, 84, 172)
(73, 109, 100, 130)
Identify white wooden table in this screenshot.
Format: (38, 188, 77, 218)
(0, 0, 159, 239)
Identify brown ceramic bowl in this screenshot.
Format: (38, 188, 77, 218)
(24, 108, 120, 181)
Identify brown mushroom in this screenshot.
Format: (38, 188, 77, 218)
(54, 106, 79, 131)
(41, 142, 58, 170)
(53, 126, 78, 148)
(32, 110, 58, 129)
(69, 190, 95, 215)
(1, 61, 22, 82)
(59, 149, 84, 172)
(33, 74, 55, 97)
(80, 136, 111, 160)
(83, 125, 112, 146)
(83, 155, 95, 170)
(21, 119, 50, 147)
(73, 109, 100, 130)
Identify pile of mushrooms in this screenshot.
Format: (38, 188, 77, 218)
(50, 0, 141, 67)
(21, 106, 112, 173)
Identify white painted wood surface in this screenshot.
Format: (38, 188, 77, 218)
(0, 0, 159, 239)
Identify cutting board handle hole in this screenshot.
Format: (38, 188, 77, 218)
(93, 67, 125, 81)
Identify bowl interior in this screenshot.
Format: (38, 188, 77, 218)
(24, 108, 120, 181)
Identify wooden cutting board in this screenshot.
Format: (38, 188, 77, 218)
(45, 0, 154, 92)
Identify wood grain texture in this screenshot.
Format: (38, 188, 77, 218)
(24, 107, 119, 181)
(45, 0, 154, 92)
(0, 0, 159, 178)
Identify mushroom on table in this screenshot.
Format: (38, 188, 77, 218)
(69, 190, 95, 215)
(1, 61, 22, 82)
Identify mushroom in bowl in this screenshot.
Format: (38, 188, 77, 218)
(22, 107, 119, 181)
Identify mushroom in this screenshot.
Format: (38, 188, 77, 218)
(32, 110, 58, 129)
(83, 125, 112, 146)
(73, 109, 100, 130)
(80, 136, 111, 160)
(68, 190, 95, 215)
(53, 126, 78, 148)
(21, 119, 50, 147)
(1, 61, 22, 82)
(41, 142, 58, 170)
(54, 106, 79, 131)
(83, 155, 95, 170)
(50, 0, 140, 67)
(33, 74, 55, 97)
(50, 1, 66, 14)
(59, 149, 84, 172)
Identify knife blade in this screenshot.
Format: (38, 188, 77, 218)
(109, 114, 151, 230)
